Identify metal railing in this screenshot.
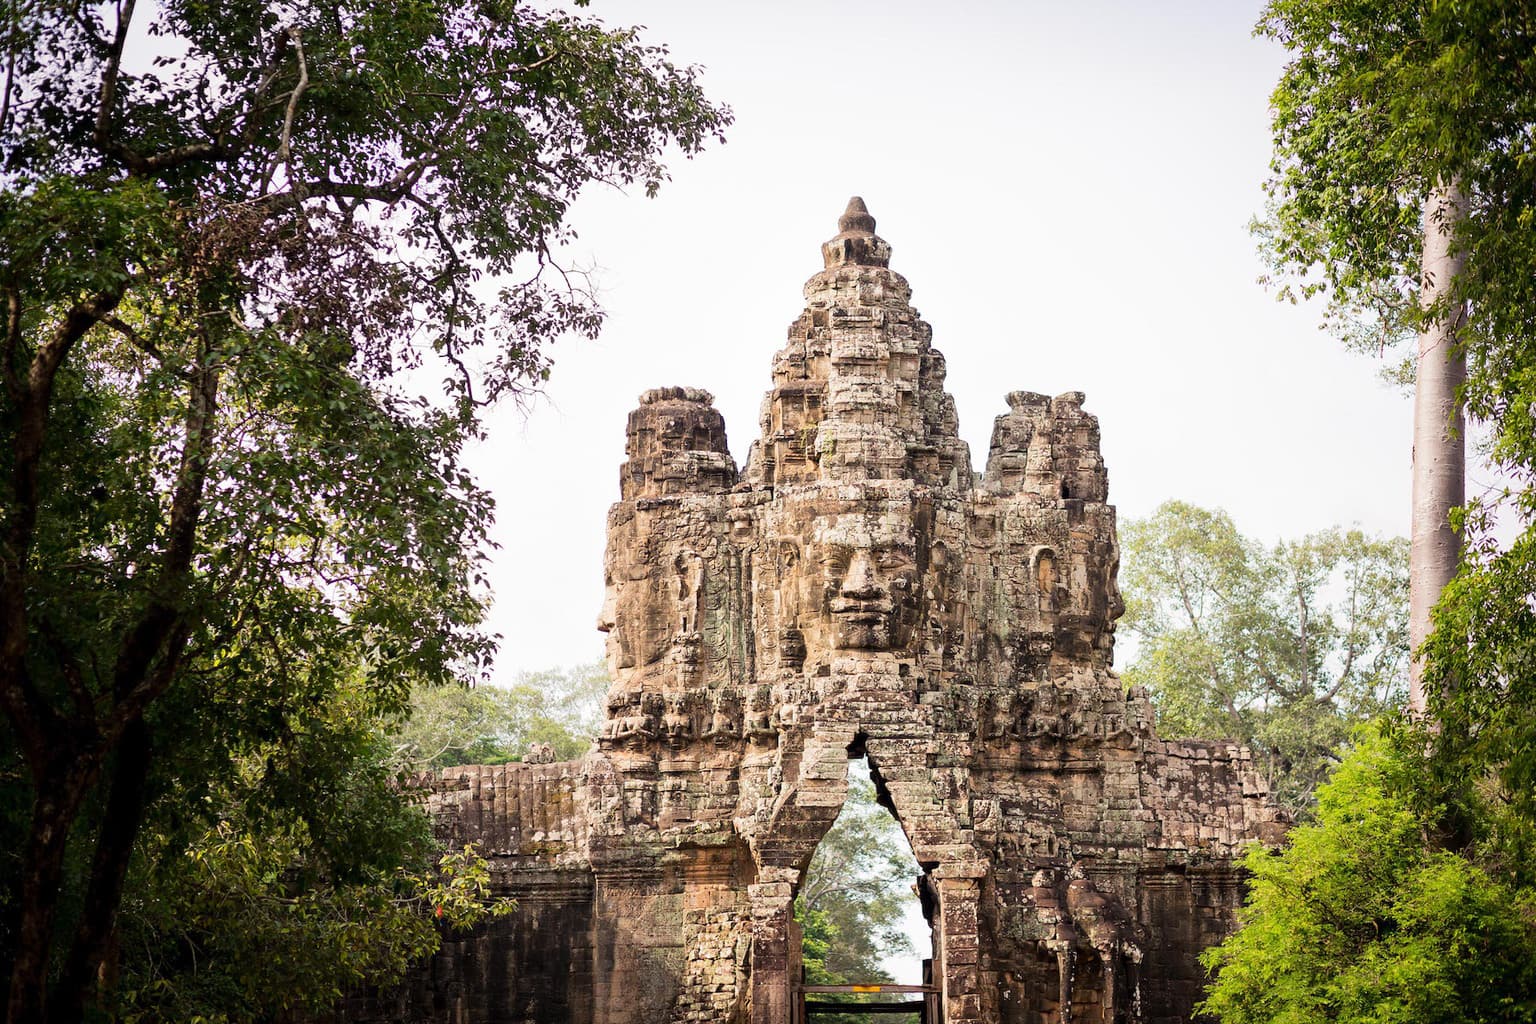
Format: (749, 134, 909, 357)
(793, 962, 941, 1023)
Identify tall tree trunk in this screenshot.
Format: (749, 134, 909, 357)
(1408, 180, 1468, 715)
(49, 720, 153, 1024)
(4, 305, 211, 1024)
(4, 756, 100, 1024)
(2, 291, 123, 1024)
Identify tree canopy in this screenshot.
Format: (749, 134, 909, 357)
(1255, 0, 1536, 375)
(1255, 0, 1536, 706)
(1118, 501, 1408, 816)
(1199, 731, 1536, 1024)
(0, 1, 729, 1020)
(110, 674, 514, 1023)
(394, 659, 608, 767)
(1198, 4, 1536, 1020)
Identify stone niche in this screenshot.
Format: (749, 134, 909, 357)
(345, 199, 1286, 1024)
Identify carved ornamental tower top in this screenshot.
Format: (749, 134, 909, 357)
(743, 196, 973, 491)
(599, 198, 1125, 764)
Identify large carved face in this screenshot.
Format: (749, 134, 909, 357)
(809, 510, 922, 651)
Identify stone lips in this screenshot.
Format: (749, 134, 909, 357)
(348, 199, 1287, 1024)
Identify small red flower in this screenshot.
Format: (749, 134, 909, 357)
(434, 905, 444, 919)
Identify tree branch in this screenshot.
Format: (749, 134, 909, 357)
(2, 286, 124, 769)
(0, 4, 18, 145)
(3, 284, 19, 401)
(102, 315, 190, 379)
(225, 30, 293, 150)
(36, 616, 95, 724)
(260, 27, 309, 196)
(1294, 575, 1310, 694)
(49, 718, 152, 1024)
(92, 0, 137, 149)
(88, 0, 234, 178)
(1332, 564, 1364, 697)
(105, 316, 220, 735)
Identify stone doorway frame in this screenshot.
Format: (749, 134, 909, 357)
(747, 730, 983, 1024)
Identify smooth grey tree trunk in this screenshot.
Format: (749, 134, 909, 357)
(1408, 181, 1468, 714)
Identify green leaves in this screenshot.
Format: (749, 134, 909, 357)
(1423, 522, 1536, 857)
(393, 659, 609, 768)
(0, 1, 728, 1018)
(1255, 0, 1536, 394)
(101, 670, 514, 1023)
(0, 177, 172, 303)
(1119, 501, 1408, 816)
(1198, 733, 1536, 1024)
(1205, 7, 1536, 1021)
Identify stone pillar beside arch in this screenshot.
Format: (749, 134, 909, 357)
(737, 715, 991, 1024)
(860, 735, 989, 1024)
(931, 865, 986, 1024)
(748, 880, 798, 1024)
(740, 724, 853, 1024)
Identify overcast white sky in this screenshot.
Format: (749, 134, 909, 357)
(471, 0, 1428, 680)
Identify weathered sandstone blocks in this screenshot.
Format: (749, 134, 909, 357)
(350, 199, 1285, 1024)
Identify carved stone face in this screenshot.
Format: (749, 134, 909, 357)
(810, 511, 921, 650)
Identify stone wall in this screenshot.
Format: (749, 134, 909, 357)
(347, 199, 1285, 1024)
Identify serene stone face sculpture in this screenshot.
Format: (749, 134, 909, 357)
(814, 509, 920, 651)
(374, 199, 1287, 1024)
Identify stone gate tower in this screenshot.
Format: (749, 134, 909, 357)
(360, 200, 1285, 1024)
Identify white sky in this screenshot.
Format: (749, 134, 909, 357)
(471, 0, 1426, 681)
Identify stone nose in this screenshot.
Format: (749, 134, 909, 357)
(840, 549, 884, 598)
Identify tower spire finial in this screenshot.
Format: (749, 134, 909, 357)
(838, 196, 876, 235)
(822, 195, 890, 269)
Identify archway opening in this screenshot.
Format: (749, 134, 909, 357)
(794, 748, 932, 1023)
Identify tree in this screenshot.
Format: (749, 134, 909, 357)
(1420, 525, 1536, 869)
(394, 659, 609, 768)
(507, 660, 609, 757)
(0, 2, 729, 1020)
(109, 675, 513, 1023)
(1197, 8, 1536, 1020)
(794, 762, 921, 1023)
(1119, 501, 1408, 816)
(1255, 0, 1536, 710)
(1198, 730, 1536, 1024)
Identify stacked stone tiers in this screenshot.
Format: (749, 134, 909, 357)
(347, 199, 1285, 1024)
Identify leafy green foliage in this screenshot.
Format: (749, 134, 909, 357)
(0, 664, 513, 1023)
(1255, 0, 1536, 374)
(1252, 0, 1536, 918)
(52, 666, 513, 1022)
(1421, 516, 1536, 882)
(395, 660, 609, 767)
(1199, 731, 1536, 1024)
(0, 2, 728, 1019)
(1119, 501, 1408, 815)
(120, 832, 506, 1024)
(1256, 0, 1536, 568)
(121, 780, 509, 1024)
(1200, 6, 1536, 1023)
